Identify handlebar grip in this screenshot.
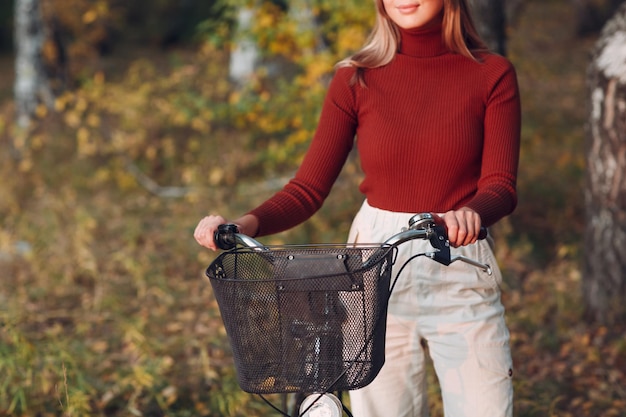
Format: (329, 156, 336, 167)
(214, 223, 240, 250)
(409, 213, 488, 241)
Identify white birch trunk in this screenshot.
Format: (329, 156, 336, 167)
(584, 2, 626, 324)
(229, 7, 259, 85)
(228, 1, 324, 86)
(14, 0, 53, 128)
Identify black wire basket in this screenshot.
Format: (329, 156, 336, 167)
(206, 244, 395, 394)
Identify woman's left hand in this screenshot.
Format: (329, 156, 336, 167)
(440, 208, 482, 247)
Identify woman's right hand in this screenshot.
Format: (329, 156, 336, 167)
(193, 213, 259, 251)
(194, 215, 228, 251)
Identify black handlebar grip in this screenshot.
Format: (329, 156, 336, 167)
(214, 223, 239, 250)
(410, 213, 488, 241)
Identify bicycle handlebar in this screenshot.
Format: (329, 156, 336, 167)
(213, 213, 491, 274)
(214, 223, 267, 250)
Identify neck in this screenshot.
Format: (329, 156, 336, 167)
(398, 24, 447, 57)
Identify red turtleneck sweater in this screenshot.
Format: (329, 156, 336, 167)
(248, 25, 521, 236)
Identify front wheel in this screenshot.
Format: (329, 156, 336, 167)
(299, 392, 343, 417)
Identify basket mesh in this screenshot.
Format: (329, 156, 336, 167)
(206, 245, 393, 394)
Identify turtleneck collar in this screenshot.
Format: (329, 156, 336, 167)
(398, 24, 448, 57)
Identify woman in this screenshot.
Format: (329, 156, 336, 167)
(195, 0, 520, 415)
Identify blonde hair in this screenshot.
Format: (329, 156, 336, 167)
(337, 0, 488, 84)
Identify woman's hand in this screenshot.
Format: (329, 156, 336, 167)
(194, 215, 227, 251)
(440, 208, 482, 247)
(193, 214, 259, 251)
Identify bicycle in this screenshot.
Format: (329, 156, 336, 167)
(205, 213, 491, 417)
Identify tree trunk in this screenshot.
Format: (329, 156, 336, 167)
(14, 0, 53, 128)
(584, 2, 626, 324)
(468, 0, 508, 55)
(229, 6, 259, 86)
(229, 0, 324, 86)
(573, 0, 624, 36)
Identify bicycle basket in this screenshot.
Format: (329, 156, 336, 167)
(206, 244, 394, 394)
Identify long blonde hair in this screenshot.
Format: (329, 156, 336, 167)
(337, 0, 488, 84)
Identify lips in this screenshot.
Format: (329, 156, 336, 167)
(397, 3, 420, 14)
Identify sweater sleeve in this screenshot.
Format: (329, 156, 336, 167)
(465, 56, 521, 227)
(248, 68, 358, 237)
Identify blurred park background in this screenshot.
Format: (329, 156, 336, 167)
(1, 0, 625, 416)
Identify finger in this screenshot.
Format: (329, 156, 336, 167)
(459, 213, 474, 246)
(194, 216, 220, 251)
(469, 215, 481, 244)
(454, 222, 469, 247)
(443, 211, 461, 247)
(193, 220, 209, 249)
(446, 210, 479, 247)
(459, 211, 481, 246)
(456, 226, 469, 247)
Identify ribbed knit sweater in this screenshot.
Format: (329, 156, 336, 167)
(249, 25, 521, 236)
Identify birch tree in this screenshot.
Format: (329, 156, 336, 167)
(228, 0, 324, 85)
(14, 0, 54, 128)
(584, 2, 626, 324)
(229, 6, 259, 85)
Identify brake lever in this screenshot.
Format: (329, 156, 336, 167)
(450, 255, 492, 275)
(423, 225, 492, 275)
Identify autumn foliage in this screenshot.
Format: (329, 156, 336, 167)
(0, 1, 625, 416)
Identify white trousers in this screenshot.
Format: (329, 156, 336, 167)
(347, 201, 513, 417)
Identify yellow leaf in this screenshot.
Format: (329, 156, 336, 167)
(77, 127, 96, 156)
(75, 97, 88, 113)
(94, 71, 105, 84)
(90, 340, 108, 354)
(82, 10, 98, 24)
(35, 104, 47, 118)
(145, 145, 157, 160)
(191, 117, 208, 133)
(64, 111, 81, 128)
(87, 114, 100, 128)
(209, 168, 224, 185)
(19, 158, 32, 173)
